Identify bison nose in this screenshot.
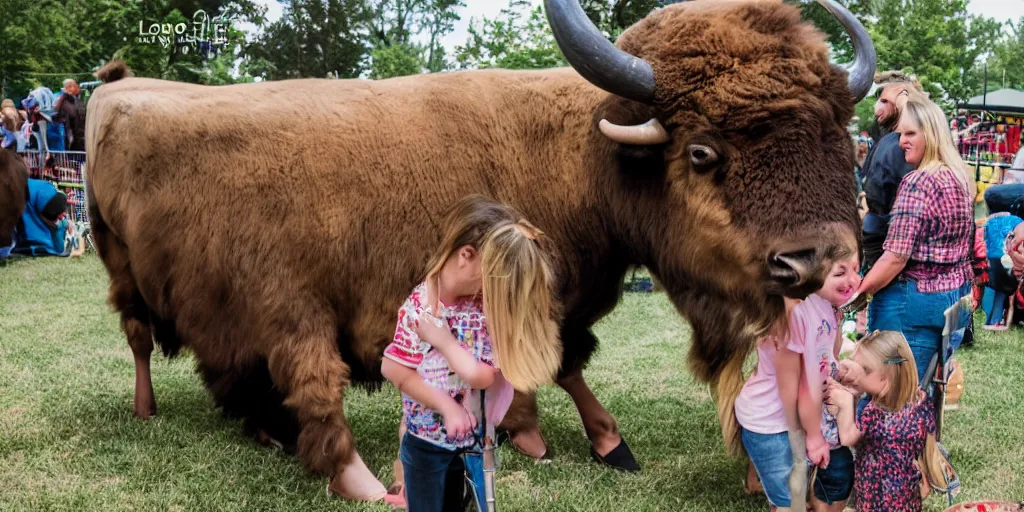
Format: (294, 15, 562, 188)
(767, 249, 819, 287)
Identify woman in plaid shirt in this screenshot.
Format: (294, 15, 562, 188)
(854, 93, 976, 383)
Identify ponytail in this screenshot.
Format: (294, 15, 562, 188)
(480, 221, 562, 392)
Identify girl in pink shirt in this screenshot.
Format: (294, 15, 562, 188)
(734, 253, 860, 511)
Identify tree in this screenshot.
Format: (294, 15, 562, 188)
(790, 0, 871, 64)
(855, 0, 1000, 106)
(247, 0, 369, 80)
(454, 0, 565, 70)
(985, 18, 1024, 92)
(366, 0, 465, 78)
(420, 0, 463, 72)
(369, 43, 422, 79)
(579, 0, 660, 39)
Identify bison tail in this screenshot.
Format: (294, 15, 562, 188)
(95, 60, 133, 84)
(709, 350, 747, 458)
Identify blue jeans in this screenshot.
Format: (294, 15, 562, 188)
(984, 183, 1024, 215)
(742, 428, 795, 507)
(812, 446, 854, 504)
(868, 277, 972, 383)
(401, 433, 481, 512)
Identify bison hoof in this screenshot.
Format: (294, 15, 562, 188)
(133, 402, 156, 419)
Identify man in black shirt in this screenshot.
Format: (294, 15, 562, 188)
(859, 72, 924, 272)
(55, 79, 85, 152)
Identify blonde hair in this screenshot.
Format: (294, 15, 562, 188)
(856, 331, 919, 412)
(899, 94, 977, 201)
(424, 195, 561, 392)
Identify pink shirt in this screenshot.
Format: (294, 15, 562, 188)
(735, 294, 839, 438)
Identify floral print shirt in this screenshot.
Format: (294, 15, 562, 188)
(854, 393, 936, 512)
(383, 282, 495, 450)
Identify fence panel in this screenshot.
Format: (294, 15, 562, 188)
(16, 150, 89, 225)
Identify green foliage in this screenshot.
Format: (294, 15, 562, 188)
(246, 0, 369, 80)
(985, 18, 1024, 91)
(1, 0, 262, 99)
(366, 0, 465, 78)
(870, 0, 1002, 106)
(854, 96, 876, 133)
(369, 42, 422, 79)
(792, 0, 1009, 108)
(580, 0, 660, 38)
(454, 1, 566, 70)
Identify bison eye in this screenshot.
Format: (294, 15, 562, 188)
(688, 144, 718, 168)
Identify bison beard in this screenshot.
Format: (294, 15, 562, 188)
(85, 0, 867, 501)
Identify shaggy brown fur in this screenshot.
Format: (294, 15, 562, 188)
(0, 149, 28, 248)
(86, 0, 859, 483)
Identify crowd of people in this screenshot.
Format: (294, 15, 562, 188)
(736, 71, 1024, 512)
(0, 79, 87, 153)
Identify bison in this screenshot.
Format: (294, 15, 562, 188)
(79, 0, 873, 501)
(0, 148, 29, 251)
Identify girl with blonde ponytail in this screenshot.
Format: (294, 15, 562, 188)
(381, 195, 561, 512)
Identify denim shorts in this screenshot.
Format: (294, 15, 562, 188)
(741, 428, 794, 507)
(812, 446, 854, 504)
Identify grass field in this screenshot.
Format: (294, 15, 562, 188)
(1, 254, 1022, 511)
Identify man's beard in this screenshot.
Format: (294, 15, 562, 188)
(878, 110, 899, 131)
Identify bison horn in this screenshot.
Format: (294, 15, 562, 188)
(815, 0, 877, 102)
(544, 0, 656, 104)
(598, 119, 670, 145)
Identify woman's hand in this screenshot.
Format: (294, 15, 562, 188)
(840, 291, 869, 315)
(440, 399, 477, 437)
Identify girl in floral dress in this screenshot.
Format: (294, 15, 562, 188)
(828, 330, 935, 512)
(381, 195, 562, 512)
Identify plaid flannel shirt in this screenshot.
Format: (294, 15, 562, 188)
(883, 168, 973, 293)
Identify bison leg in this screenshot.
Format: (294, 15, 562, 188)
(126, 312, 157, 419)
(264, 333, 386, 502)
(557, 328, 638, 471)
(496, 391, 549, 459)
(90, 216, 157, 419)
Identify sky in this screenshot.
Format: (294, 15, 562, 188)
(246, 0, 1024, 51)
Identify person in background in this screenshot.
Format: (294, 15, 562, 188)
(55, 79, 85, 151)
(853, 92, 976, 383)
(12, 177, 69, 257)
(1, 99, 28, 151)
(858, 72, 925, 275)
(983, 136, 1024, 217)
(21, 87, 63, 152)
(854, 138, 870, 195)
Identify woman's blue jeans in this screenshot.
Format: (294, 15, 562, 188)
(867, 276, 973, 384)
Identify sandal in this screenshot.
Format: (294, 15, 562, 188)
(590, 438, 641, 472)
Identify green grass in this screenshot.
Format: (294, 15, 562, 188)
(1, 255, 1022, 511)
